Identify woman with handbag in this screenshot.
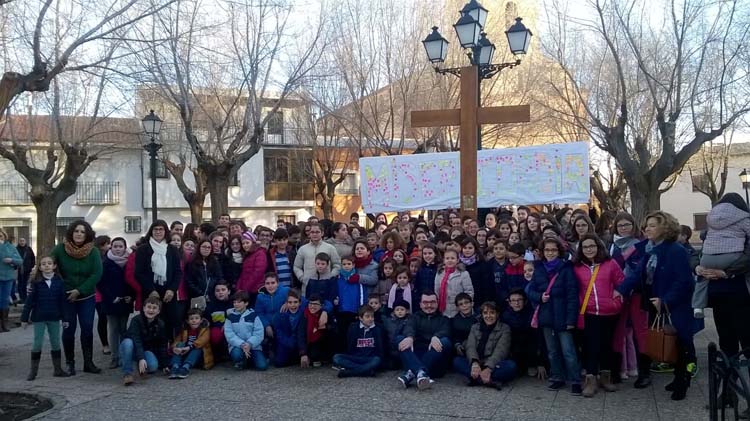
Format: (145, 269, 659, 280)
(135, 220, 183, 338)
(186, 240, 224, 310)
(527, 237, 582, 396)
(573, 233, 624, 397)
(615, 211, 696, 401)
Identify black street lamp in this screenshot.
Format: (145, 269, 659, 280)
(421, 2, 532, 150)
(740, 168, 750, 205)
(142, 110, 163, 225)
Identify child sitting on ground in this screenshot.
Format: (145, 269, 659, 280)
(383, 300, 412, 369)
(332, 305, 384, 378)
(502, 288, 546, 379)
(119, 297, 169, 386)
(272, 289, 310, 368)
(203, 280, 232, 360)
(224, 291, 267, 370)
(170, 308, 213, 379)
(388, 265, 414, 312)
(21, 256, 69, 380)
(255, 273, 291, 349)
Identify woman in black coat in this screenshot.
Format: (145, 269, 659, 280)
(459, 237, 493, 311)
(186, 240, 224, 300)
(135, 220, 182, 337)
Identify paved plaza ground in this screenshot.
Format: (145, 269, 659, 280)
(0, 307, 731, 421)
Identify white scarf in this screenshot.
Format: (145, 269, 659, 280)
(149, 237, 168, 286)
(232, 252, 243, 264)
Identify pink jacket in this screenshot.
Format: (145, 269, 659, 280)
(236, 248, 268, 294)
(574, 259, 624, 316)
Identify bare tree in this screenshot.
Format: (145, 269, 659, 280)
(543, 0, 750, 223)
(688, 130, 734, 205)
(133, 0, 326, 224)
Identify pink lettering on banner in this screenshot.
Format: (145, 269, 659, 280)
(357, 337, 375, 348)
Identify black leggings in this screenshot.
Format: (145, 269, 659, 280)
(582, 314, 619, 376)
(95, 303, 108, 347)
(709, 291, 750, 359)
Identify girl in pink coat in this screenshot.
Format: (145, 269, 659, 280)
(236, 232, 268, 308)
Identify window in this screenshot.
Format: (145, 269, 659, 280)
(693, 213, 708, 232)
(267, 111, 284, 135)
(0, 182, 31, 205)
(334, 172, 359, 195)
(124, 216, 142, 234)
(691, 174, 710, 192)
(76, 182, 120, 205)
(276, 214, 297, 225)
(56, 217, 85, 244)
(155, 160, 169, 179)
(0, 218, 31, 244)
(264, 149, 314, 201)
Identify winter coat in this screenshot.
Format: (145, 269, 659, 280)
(124, 252, 142, 310)
(451, 311, 479, 349)
(203, 299, 232, 329)
(383, 314, 411, 359)
(124, 313, 169, 368)
(174, 320, 214, 369)
(305, 272, 338, 306)
(222, 253, 243, 288)
(336, 260, 379, 314)
(490, 259, 527, 308)
(134, 242, 182, 299)
(0, 241, 22, 281)
(269, 246, 298, 287)
(527, 260, 578, 332)
(702, 202, 750, 254)
(98, 255, 134, 316)
(21, 275, 66, 322)
(235, 248, 268, 294)
(463, 259, 493, 310)
(272, 309, 306, 353)
(293, 241, 342, 295)
(255, 285, 290, 327)
(404, 310, 451, 347)
(502, 304, 533, 331)
(16, 244, 35, 279)
(573, 259, 624, 316)
(433, 266, 474, 318)
(326, 237, 353, 260)
(415, 262, 438, 296)
(186, 258, 224, 299)
(345, 322, 384, 359)
(617, 240, 697, 343)
(223, 307, 264, 351)
(464, 321, 512, 369)
(50, 243, 102, 297)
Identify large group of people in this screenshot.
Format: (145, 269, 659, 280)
(6, 196, 750, 413)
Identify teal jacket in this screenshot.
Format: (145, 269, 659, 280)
(50, 243, 102, 297)
(0, 241, 22, 281)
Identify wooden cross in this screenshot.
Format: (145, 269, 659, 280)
(411, 65, 531, 219)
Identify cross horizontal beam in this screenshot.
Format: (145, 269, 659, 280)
(410, 104, 530, 128)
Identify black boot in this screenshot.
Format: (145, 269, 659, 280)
(82, 341, 101, 374)
(0, 309, 9, 332)
(27, 351, 41, 381)
(611, 352, 623, 384)
(63, 338, 76, 375)
(670, 373, 690, 401)
(634, 353, 652, 389)
(51, 350, 69, 377)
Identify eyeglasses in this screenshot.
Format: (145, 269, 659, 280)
(581, 244, 598, 250)
(543, 248, 558, 253)
(508, 298, 524, 303)
(616, 222, 633, 228)
(508, 254, 522, 260)
(308, 302, 321, 306)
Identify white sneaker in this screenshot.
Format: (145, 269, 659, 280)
(620, 371, 628, 380)
(527, 367, 538, 377)
(694, 308, 705, 319)
(416, 370, 432, 390)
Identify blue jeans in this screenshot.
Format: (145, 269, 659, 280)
(170, 348, 203, 369)
(0, 279, 13, 310)
(397, 336, 452, 378)
(274, 345, 303, 367)
(452, 356, 517, 383)
(230, 347, 268, 370)
(543, 328, 581, 384)
(119, 338, 158, 376)
(62, 295, 96, 363)
(332, 354, 381, 376)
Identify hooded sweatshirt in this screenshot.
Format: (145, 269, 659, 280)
(702, 202, 750, 255)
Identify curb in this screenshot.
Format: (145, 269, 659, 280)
(0, 388, 67, 420)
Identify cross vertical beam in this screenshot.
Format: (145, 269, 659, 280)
(459, 66, 479, 219)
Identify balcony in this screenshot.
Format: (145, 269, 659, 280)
(0, 182, 32, 205)
(262, 128, 315, 146)
(76, 182, 120, 205)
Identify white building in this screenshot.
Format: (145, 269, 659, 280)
(0, 105, 316, 248)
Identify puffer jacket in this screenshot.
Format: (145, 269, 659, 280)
(0, 241, 22, 280)
(173, 319, 214, 369)
(702, 202, 750, 254)
(527, 260, 578, 332)
(464, 321, 512, 369)
(235, 248, 268, 294)
(573, 259, 624, 316)
(223, 307, 264, 351)
(433, 266, 474, 318)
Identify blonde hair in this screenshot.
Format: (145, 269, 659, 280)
(644, 211, 680, 242)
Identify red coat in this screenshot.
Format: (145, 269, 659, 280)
(124, 253, 142, 310)
(573, 259, 624, 316)
(235, 248, 268, 294)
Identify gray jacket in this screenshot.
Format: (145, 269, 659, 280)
(703, 203, 750, 255)
(464, 321, 512, 369)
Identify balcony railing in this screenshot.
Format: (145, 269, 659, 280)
(262, 128, 315, 146)
(76, 182, 120, 205)
(0, 182, 32, 205)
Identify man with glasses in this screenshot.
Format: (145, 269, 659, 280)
(395, 291, 452, 390)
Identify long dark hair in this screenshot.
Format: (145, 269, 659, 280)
(192, 240, 218, 269)
(145, 220, 170, 241)
(716, 192, 750, 213)
(574, 233, 610, 264)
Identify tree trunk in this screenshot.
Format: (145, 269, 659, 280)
(320, 195, 334, 220)
(189, 197, 205, 224)
(34, 199, 60, 257)
(628, 182, 661, 225)
(206, 173, 230, 225)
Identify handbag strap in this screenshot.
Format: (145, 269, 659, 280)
(579, 265, 600, 315)
(650, 313, 662, 330)
(545, 274, 559, 294)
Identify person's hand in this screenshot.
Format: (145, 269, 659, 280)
(536, 366, 547, 381)
(149, 291, 160, 299)
(613, 290, 623, 301)
(650, 297, 662, 312)
(455, 343, 465, 356)
(300, 355, 310, 368)
(333, 297, 339, 306)
(172, 346, 181, 355)
(265, 326, 274, 338)
(348, 274, 360, 284)
(398, 336, 413, 352)
(318, 311, 328, 329)
(541, 292, 550, 303)
(470, 362, 481, 379)
(695, 265, 706, 276)
(280, 303, 289, 313)
(62, 322, 69, 329)
(429, 336, 443, 353)
(164, 290, 174, 303)
(124, 296, 132, 304)
(67, 289, 80, 302)
(3, 257, 12, 263)
(480, 367, 492, 384)
(138, 359, 147, 374)
(21, 322, 28, 329)
(241, 343, 251, 353)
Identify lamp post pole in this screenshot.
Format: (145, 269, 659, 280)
(145, 138, 161, 225)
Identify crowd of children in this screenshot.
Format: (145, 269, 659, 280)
(14, 205, 719, 404)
